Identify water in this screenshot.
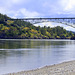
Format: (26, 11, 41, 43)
(0, 39, 75, 74)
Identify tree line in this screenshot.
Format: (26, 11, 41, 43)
(0, 13, 75, 39)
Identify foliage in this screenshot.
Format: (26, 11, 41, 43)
(0, 13, 74, 39)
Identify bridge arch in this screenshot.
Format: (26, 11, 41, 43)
(6, 18, 75, 28)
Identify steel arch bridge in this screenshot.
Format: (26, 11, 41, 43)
(6, 18, 75, 28)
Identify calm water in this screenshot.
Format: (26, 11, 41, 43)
(0, 39, 75, 74)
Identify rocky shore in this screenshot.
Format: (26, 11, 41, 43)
(4, 60, 75, 75)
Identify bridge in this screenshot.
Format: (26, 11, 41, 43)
(6, 18, 75, 28)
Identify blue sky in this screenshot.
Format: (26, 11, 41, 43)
(0, 0, 75, 18)
(0, 0, 75, 31)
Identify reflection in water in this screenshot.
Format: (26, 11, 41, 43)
(0, 39, 75, 74)
(0, 39, 67, 49)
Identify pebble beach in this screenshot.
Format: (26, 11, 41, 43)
(3, 60, 75, 75)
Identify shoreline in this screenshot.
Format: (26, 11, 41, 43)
(0, 38, 71, 39)
(4, 60, 75, 75)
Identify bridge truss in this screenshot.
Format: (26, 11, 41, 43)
(6, 18, 75, 28)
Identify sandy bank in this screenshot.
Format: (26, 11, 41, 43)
(3, 60, 75, 75)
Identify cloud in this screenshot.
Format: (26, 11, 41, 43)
(0, 0, 29, 11)
(0, 0, 41, 18)
(19, 8, 40, 18)
(57, 0, 75, 15)
(12, 8, 40, 18)
(2, 0, 25, 5)
(11, 0, 23, 4)
(41, 0, 75, 17)
(0, 0, 75, 18)
(61, 0, 75, 11)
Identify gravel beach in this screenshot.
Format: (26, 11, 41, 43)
(3, 60, 75, 75)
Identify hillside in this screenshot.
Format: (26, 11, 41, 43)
(0, 13, 74, 39)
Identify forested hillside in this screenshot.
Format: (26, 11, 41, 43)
(0, 13, 74, 39)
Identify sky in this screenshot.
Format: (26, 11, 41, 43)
(0, 0, 75, 31)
